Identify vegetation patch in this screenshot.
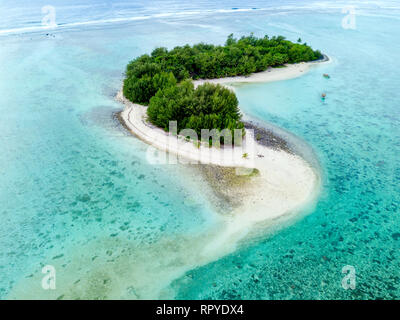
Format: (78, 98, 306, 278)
(123, 34, 322, 142)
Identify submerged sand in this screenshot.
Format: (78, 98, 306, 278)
(7, 58, 328, 300)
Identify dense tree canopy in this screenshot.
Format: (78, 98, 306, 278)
(123, 34, 322, 142)
(147, 81, 243, 139)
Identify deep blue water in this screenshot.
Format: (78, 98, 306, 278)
(0, 0, 399, 299)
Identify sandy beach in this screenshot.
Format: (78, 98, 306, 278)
(194, 62, 309, 88)
(192, 55, 329, 89)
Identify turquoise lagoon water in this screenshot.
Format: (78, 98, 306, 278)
(0, 1, 399, 299)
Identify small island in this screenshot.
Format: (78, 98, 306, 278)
(118, 34, 327, 167)
(117, 34, 328, 252)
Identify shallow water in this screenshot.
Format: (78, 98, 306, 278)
(1, 0, 399, 299)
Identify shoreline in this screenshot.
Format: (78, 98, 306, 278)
(116, 57, 329, 255)
(193, 54, 330, 88)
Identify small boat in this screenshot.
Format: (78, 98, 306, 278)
(321, 93, 327, 100)
(323, 73, 330, 79)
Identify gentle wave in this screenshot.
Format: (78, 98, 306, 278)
(0, 8, 262, 36)
(1, 2, 400, 36)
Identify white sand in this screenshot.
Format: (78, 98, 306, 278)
(193, 61, 313, 88)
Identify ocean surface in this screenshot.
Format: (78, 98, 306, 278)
(0, 0, 399, 299)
